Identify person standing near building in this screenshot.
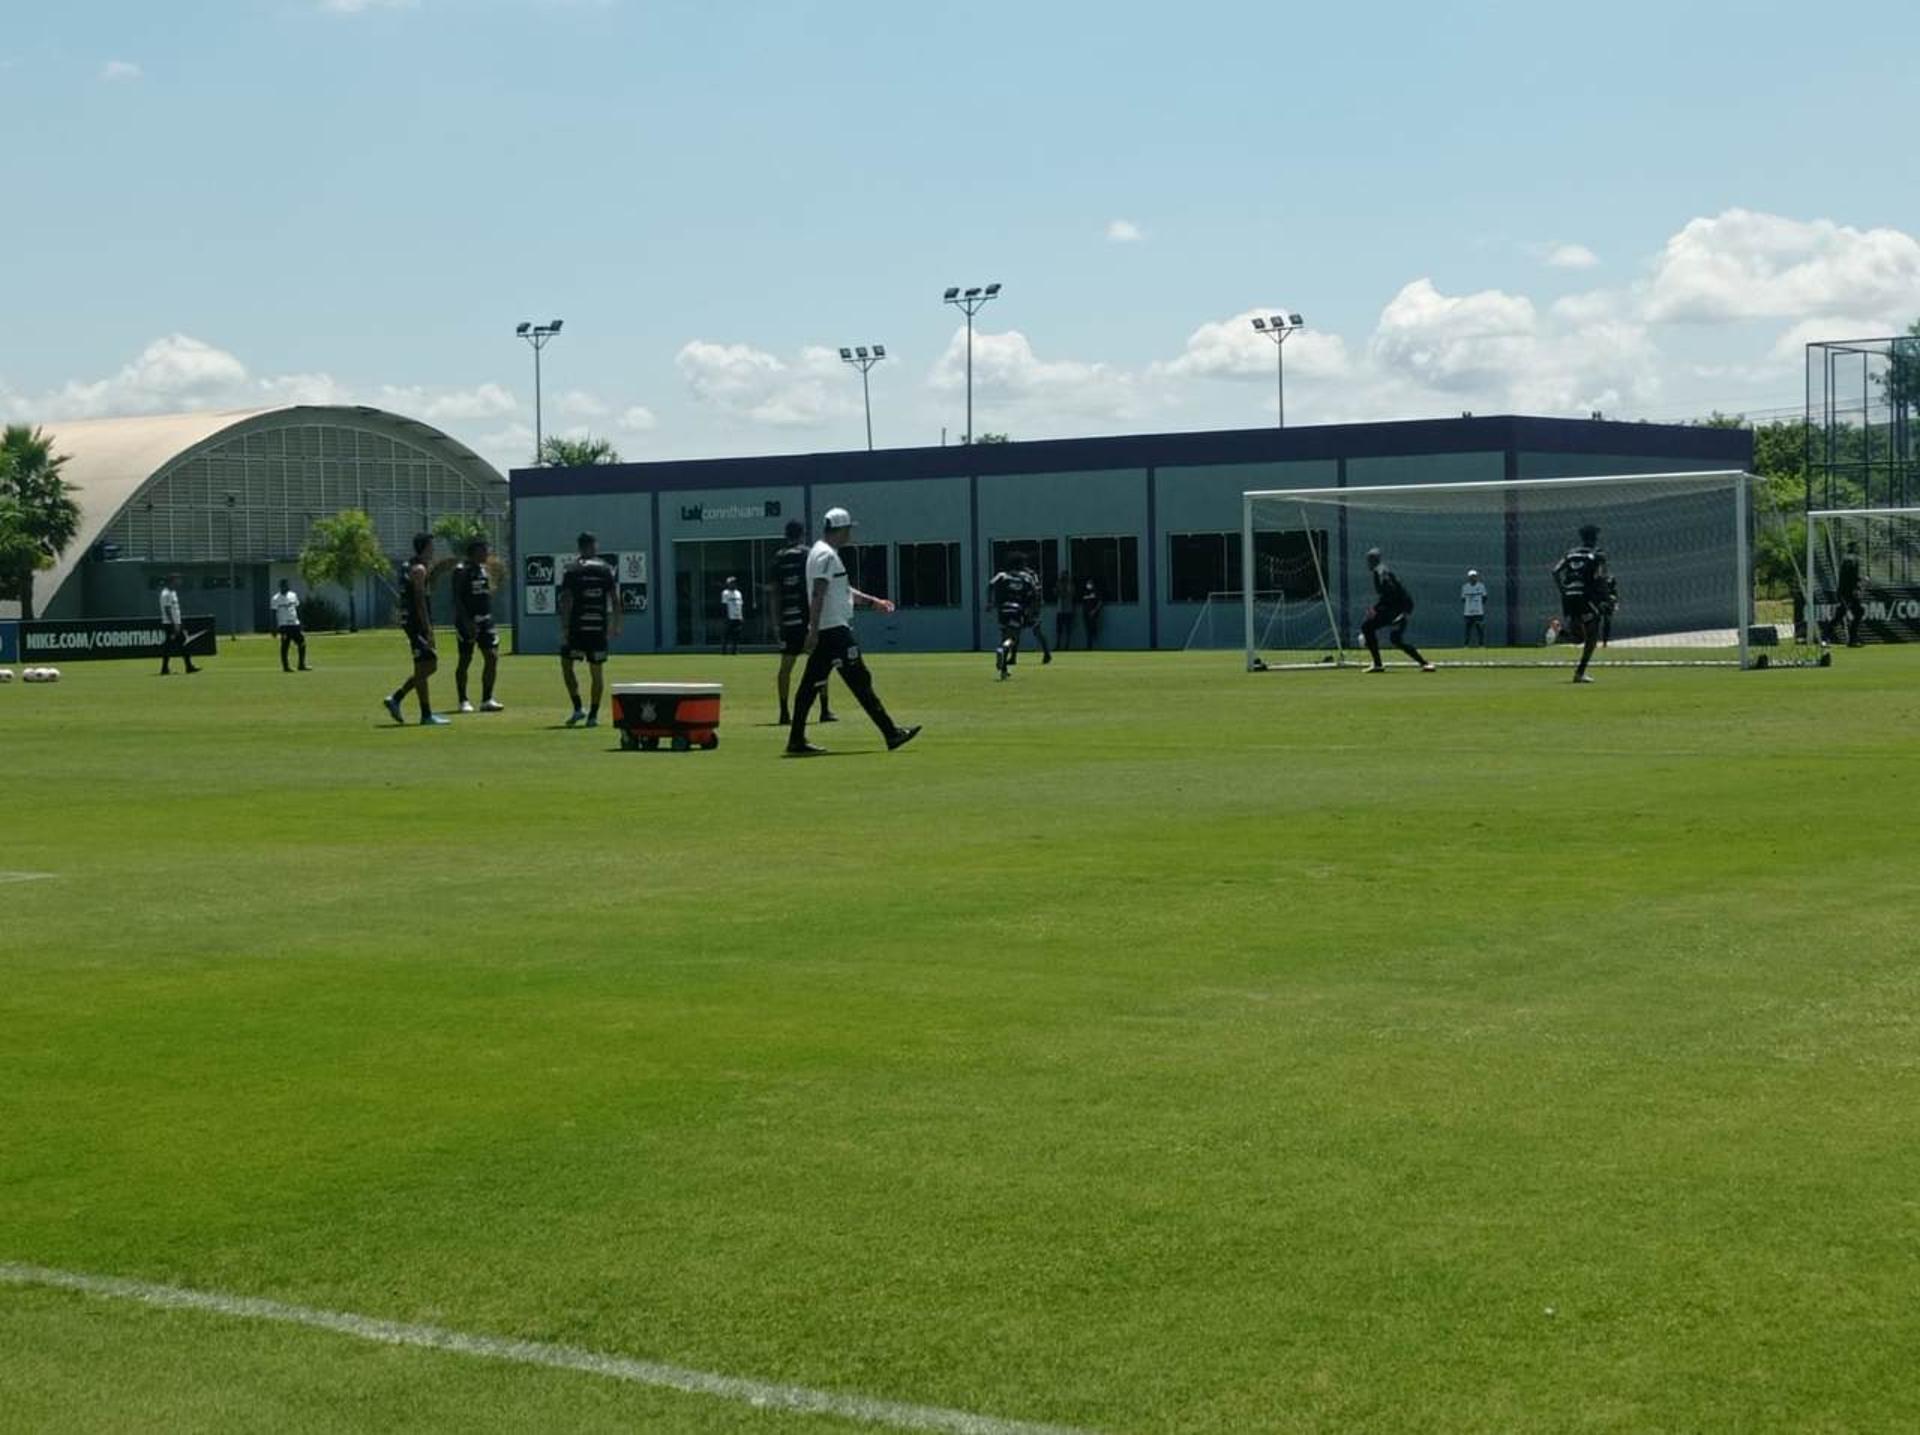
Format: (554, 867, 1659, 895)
(771, 519, 834, 726)
(557, 531, 620, 727)
(158, 572, 200, 675)
(1835, 541, 1865, 647)
(1078, 577, 1103, 649)
(452, 537, 504, 713)
(1460, 568, 1488, 647)
(270, 579, 310, 672)
(384, 533, 450, 724)
(720, 576, 745, 654)
(1054, 570, 1076, 651)
(786, 506, 920, 756)
(1361, 547, 1436, 673)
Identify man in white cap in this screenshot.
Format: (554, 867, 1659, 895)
(1460, 567, 1488, 647)
(787, 506, 921, 756)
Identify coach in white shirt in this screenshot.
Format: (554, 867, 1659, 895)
(720, 577, 745, 654)
(785, 506, 920, 756)
(270, 579, 311, 672)
(158, 573, 200, 675)
(1461, 568, 1488, 647)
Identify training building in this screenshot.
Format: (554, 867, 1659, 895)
(12, 405, 508, 631)
(510, 416, 1751, 653)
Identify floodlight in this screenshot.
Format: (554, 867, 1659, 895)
(1289, 313, 1304, 326)
(855, 346, 869, 359)
(943, 287, 961, 300)
(515, 322, 531, 335)
(984, 282, 1001, 296)
(1251, 317, 1268, 331)
(872, 344, 886, 358)
(964, 287, 982, 298)
(839, 347, 853, 360)
(1270, 315, 1287, 329)
(548, 319, 564, 333)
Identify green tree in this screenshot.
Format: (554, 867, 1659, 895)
(431, 512, 488, 550)
(0, 424, 81, 621)
(298, 509, 389, 632)
(1873, 318, 1920, 422)
(540, 434, 620, 467)
(973, 432, 1011, 445)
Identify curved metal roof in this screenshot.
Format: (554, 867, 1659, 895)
(22, 405, 505, 613)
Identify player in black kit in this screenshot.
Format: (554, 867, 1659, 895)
(384, 532, 450, 725)
(452, 537, 504, 713)
(771, 519, 834, 726)
(1019, 555, 1052, 665)
(1834, 541, 1865, 647)
(988, 555, 1041, 679)
(1360, 547, 1435, 673)
(1551, 524, 1609, 683)
(556, 530, 620, 727)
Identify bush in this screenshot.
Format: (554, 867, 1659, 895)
(300, 595, 348, 632)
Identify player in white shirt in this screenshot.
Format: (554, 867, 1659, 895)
(785, 506, 920, 756)
(158, 573, 200, 675)
(720, 578, 745, 655)
(270, 579, 310, 672)
(1460, 568, 1488, 648)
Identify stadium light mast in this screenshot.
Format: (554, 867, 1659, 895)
(223, 492, 238, 638)
(516, 320, 564, 465)
(1250, 313, 1306, 428)
(943, 283, 1001, 443)
(838, 345, 887, 450)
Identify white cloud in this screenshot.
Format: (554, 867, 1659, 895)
(99, 60, 141, 82)
(1158, 310, 1351, 383)
(317, 0, 415, 12)
(554, 389, 607, 419)
(675, 340, 854, 428)
(370, 381, 516, 422)
(1106, 219, 1144, 244)
(618, 405, 658, 433)
(927, 327, 1140, 421)
(1546, 243, 1600, 270)
(1370, 279, 1538, 393)
(1645, 208, 1920, 326)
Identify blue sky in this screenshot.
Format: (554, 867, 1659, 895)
(5, 0, 1919, 469)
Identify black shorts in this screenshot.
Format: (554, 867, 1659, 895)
(405, 627, 436, 663)
(277, 624, 304, 641)
(562, 631, 608, 664)
(780, 625, 809, 658)
(459, 620, 499, 653)
(998, 607, 1027, 632)
(725, 618, 744, 640)
(1562, 596, 1597, 627)
(1362, 607, 1409, 636)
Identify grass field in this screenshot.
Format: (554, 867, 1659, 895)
(3, 632, 1917, 1433)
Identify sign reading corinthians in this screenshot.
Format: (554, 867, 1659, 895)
(20, 615, 219, 661)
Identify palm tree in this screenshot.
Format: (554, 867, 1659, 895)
(540, 434, 621, 467)
(0, 425, 80, 621)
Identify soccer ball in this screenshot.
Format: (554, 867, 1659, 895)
(0, 668, 13, 683)
(43, 667, 61, 683)
(23, 667, 46, 683)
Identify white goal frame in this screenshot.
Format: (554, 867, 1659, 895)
(1241, 469, 1758, 671)
(1804, 506, 1920, 627)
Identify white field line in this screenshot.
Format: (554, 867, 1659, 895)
(0, 1263, 1094, 1435)
(0, 871, 56, 885)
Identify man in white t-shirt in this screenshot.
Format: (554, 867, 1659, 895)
(1460, 568, 1488, 647)
(786, 506, 920, 756)
(158, 573, 200, 675)
(270, 579, 310, 672)
(720, 577, 745, 655)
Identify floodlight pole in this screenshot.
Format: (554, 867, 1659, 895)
(944, 284, 1001, 443)
(1251, 313, 1306, 427)
(839, 346, 887, 450)
(516, 320, 564, 465)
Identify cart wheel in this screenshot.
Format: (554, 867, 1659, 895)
(671, 735, 691, 752)
(640, 736, 660, 751)
(701, 733, 719, 751)
(620, 733, 637, 751)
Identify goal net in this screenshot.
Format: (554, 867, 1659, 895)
(1241, 469, 1818, 670)
(1807, 507, 1920, 645)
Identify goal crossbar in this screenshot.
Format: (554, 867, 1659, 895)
(1806, 506, 1920, 520)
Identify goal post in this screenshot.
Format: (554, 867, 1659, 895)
(1241, 469, 1819, 671)
(1806, 506, 1920, 644)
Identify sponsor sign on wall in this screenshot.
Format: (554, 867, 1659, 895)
(679, 500, 782, 522)
(1815, 585, 1920, 643)
(19, 615, 219, 661)
(523, 551, 648, 616)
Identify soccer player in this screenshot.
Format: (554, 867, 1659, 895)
(384, 533, 450, 725)
(786, 506, 920, 756)
(1835, 541, 1865, 647)
(720, 576, 745, 654)
(1550, 523, 1609, 684)
(1360, 547, 1435, 672)
(1598, 573, 1621, 647)
(988, 553, 1040, 679)
(771, 519, 834, 726)
(270, 579, 310, 672)
(556, 530, 620, 727)
(1054, 570, 1076, 651)
(158, 572, 200, 675)
(1019, 554, 1053, 664)
(1460, 567, 1488, 647)
(1078, 578, 1103, 649)
(452, 537, 504, 713)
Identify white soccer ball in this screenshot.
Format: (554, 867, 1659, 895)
(43, 667, 61, 683)
(0, 668, 13, 683)
(25, 667, 48, 683)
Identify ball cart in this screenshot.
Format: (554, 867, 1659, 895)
(610, 682, 723, 751)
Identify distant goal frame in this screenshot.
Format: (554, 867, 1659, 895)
(1239, 469, 1768, 672)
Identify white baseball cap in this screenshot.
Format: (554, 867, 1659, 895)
(823, 506, 855, 530)
(1468, 568, 1480, 577)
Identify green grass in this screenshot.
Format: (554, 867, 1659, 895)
(3, 632, 1916, 1433)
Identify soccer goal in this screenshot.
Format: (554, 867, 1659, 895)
(1806, 507, 1920, 645)
(1241, 469, 1818, 671)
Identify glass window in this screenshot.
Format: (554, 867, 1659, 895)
(989, 538, 1060, 600)
(841, 542, 889, 600)
(896, 541, 962, 608)
(1168, 530, 1331, 602)
(1067, 535, 1140, 603)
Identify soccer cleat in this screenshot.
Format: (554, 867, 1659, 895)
(420, 712, 452, 726)
(886, 724, 923, 752)
(1420, 662, 1437, 672)
(585, 715, 599, 728)
(1574, 673, 1596, 684)
(1364, 665, 1386, 674)
(565, 708, 586, 727)
(785, 742, 826, 757)
(820, 711, 838, 722)
(1042, 652, 1052, 664)
(384, 694, 405, 724)
(459, 700, 475, 713)
(481, 699, 504, 712)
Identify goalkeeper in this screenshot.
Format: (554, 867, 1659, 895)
(1361, 548, 1436, 673)
(1551, 524, 1608, 683)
